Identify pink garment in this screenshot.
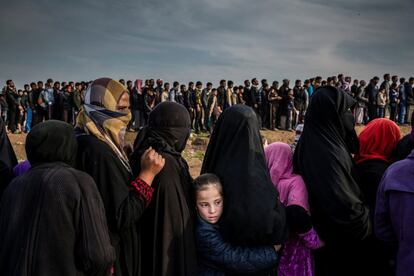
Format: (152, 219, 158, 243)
(264, 142, 322, 276)
(264, 142, 309, 211)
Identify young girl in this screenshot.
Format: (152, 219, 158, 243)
(194, 173, 281, 276)
(265, 142, 324, 276)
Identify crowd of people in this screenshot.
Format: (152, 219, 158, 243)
(1, 73, 413, 135)
(1, 76, 414, 276)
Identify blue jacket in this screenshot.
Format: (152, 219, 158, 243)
(195, 217, 279, 276)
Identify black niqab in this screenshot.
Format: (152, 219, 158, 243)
(131, 102, 198, 276)
(0, 117, 17, 194)
(26, 120, 77, 167)
(201, 105, 287, 246)
(293, 86, 370, 243)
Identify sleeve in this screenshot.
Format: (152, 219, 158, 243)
(196, 223, 278, 273)
(298, 228, 323, 250)
(374, 180, 397, 243)
(76, 173, 116, 276)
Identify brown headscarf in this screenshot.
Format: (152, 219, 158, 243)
(76, 78, 132, 171)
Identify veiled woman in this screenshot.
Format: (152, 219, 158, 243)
(130, 102, 198, 276)
(75, 78, 165, 276)
(293, 86, 371, 276)
(0, 120, 115, 275)
(201, 105, 288, 247)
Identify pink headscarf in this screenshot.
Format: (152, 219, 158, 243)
(264, 142, 310, 212)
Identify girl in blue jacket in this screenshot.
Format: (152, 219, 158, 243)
(194, 173, 281, 275)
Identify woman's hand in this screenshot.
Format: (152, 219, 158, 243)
(139, 147, 165, 186)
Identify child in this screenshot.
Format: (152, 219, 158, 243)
(265, 142, 324, 276)
(377, 88, 387, 118)
(194, 173, 281, 276)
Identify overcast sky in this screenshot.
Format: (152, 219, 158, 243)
(1, 0, 413, 88)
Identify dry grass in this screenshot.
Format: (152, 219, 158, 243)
(8, 125, 412, 178)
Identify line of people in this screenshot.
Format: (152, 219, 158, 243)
(1, 78, 414, 275)
(2, 73, 413, 136)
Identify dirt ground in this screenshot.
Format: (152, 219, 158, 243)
(8, 126, 411, 178)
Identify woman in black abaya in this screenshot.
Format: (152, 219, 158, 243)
(130, 102, 198, 276)
(201, 104, 287, 246)
(0, 116, 17, 194)
(0, 120, 115, 275)
(293, 86, 371, 276)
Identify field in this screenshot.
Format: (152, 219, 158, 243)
(8, 126, 411, 178)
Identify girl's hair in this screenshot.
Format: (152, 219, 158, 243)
(193, 173, 223, 196)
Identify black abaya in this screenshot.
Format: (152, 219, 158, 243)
(76, 134, 149, 276)
(0, 120, 115, 276)
(0, 116, 17, 195)
(130, 102, 198, 276)
(201, 105, 287, 246)
(293, 86, 371, 276)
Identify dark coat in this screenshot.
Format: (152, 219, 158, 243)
(76, 135, 149, 276)
(0, 163, 115, 276)
(0, 117, 17, 195)
(131, 102, 198, 276)
(195, 217, 279, 276)
(0, 120, 115, 276)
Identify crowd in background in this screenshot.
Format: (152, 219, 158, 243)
(1, 74, 413, 135)
(1, 77, 414, 276)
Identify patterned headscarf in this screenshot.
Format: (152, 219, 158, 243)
(76, 78, 132, 171)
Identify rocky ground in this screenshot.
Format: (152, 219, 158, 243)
(8, 126, 411, 178)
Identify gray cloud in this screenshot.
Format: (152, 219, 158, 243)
(0, 0, 413, 87)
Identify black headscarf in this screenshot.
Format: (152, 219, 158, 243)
(131, 102, 191, 177)
(293, 86, 370, 244)
(26, 120, 77, 167)
(0, 117, 17, 193)
(131, 102, 198, 276)
(201, 105, 287, 246)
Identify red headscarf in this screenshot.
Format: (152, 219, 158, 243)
(354, 118, 401, 164)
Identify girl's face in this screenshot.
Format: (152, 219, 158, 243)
(196, 185, 223, 224)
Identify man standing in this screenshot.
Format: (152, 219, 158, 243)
(268, 81, 282, 130)
(250, 78, 261, 127)
(154, 79, 163, 105)
(217, 79, 226, 110)
(23, 84, 33, 132)
(4, 80, 18, 133)
(380, 74, 391, 117)
(293, 79, 307, 126)
(201, 82, 212, 131)
(278, 79, 291, 130)
(366, 76, 380, 121)
(193, 81, 203, 133)
(243, 79, 255, 108)
(40, 79, 55, 120)
(169, 81, 179, 103)
(398, 78, 407, 125)
(405, 77, 414, 124)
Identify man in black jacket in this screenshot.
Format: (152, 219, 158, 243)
(366, 76, 380, 121)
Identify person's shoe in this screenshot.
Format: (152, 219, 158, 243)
(13, 130, 21, 134)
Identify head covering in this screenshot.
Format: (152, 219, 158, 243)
(0, 117, 17, 192)
(293, 86, 370, 244)
(76, 78, 132, 171)
(132, 102, 191, 159)
(265, 142, 309, 211)
(354, 118, 401, 164)
(26, 120, 77, 166)
(201, 105, 287, 245)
